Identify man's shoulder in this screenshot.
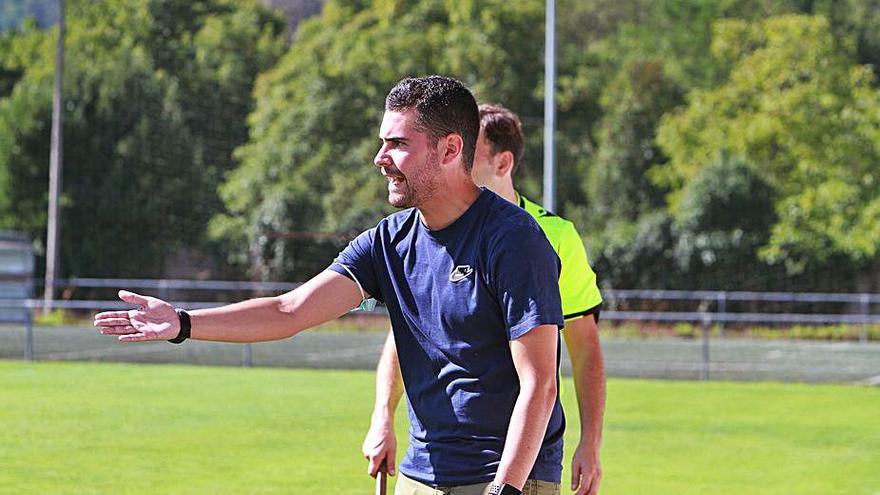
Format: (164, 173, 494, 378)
(376, 207, 420, 234)
(517, 193, 580, 242)
(483, 190, 545, 238)
(477, 192, 556, 265)
(346, 209, 419, 254)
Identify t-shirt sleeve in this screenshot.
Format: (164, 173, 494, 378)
(326, 228, 383, 303)
(557, 221, 603, 320)
(492, 223, 565, 340)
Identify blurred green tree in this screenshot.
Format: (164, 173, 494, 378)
(0, 0, 59, 32)
(0, 0, 286, 278)
(588, 59, 683, 223)
(657, 15, 880, 275)
(670, 152, 782, 288)
(214, 0, 551, 279)
(5, 0, 880, 290)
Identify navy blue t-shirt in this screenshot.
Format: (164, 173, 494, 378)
(328, 189, 565, 486)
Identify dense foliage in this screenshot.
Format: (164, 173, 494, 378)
(0, 0, 285, 277)
(3, 0, 879, 290)
(0, 0, 58, 32)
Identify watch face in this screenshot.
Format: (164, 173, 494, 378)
(502, 485, 521, 495)
(489, 483, 521, 495)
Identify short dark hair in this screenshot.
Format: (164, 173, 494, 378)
(479, 103, 525, 176)
(385, 76, 480, 171)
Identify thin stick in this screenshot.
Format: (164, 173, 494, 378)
(375, 461, 387, 495)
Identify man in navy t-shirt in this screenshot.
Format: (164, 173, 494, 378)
(94, 76, 564, 495)
(330, 187, 565, 490)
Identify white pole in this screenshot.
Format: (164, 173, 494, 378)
(44, 0, 65, 313)
(543, 0, 556, 211)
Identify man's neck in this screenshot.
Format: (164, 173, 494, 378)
(486, 177, 517, 205)
(496, 182, 517, 205)
(418, 181, 482, 230)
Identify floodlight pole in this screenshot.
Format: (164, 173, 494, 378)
(543, 0, 556, 211)
(43, 0, 65, 313)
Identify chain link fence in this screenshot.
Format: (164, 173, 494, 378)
(1, 278, 879, 384)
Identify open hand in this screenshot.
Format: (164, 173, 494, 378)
(94, 290, 179, 342)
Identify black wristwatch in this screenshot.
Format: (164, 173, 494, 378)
(168, 309, 191, 344)
(487, 483, 522, 495)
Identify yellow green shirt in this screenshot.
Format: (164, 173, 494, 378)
(518, 192, 602, 320)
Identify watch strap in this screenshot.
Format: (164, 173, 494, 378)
(168, 309, 191, 344)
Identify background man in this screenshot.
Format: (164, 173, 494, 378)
(363, 103, 605, 495)
(95, 77, 566, 495)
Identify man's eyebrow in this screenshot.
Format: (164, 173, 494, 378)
(379, 136, 408, 144)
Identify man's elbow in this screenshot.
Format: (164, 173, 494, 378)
(522, 375, 558, 409)
(273, 294, 307, 338)
(543, 379, 558, 407)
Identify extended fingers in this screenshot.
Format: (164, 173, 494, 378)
(118, 290, 150, 306)
(118, 333, 154, 342)
(94, 317, 130, 327)
(94, 311, 130, 321)
(100, 325, 138, 335)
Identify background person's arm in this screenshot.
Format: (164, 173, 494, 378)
(362, 329, 405, 478)
(95, 270, 363, 343)
(493, 324, 560, 490)
(552, 219, 605, 494)
(564, 314, 606, 495)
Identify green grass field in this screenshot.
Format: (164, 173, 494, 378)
(0, 361, 877, 495)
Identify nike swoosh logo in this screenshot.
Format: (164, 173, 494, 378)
(449, 265, 474, 282)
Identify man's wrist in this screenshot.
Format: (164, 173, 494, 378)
(487, 483, 521, 495)
(168, 309, 191, 344)
(371, 403, 396, 421)
(578, 433, 602, 450)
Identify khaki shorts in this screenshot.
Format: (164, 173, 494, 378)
(395, 473, 560, 495)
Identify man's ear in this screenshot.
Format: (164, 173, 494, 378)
(438, 133, 464, 166)
(495, 150, 515, 178)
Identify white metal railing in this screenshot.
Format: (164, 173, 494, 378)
(3, 278, 878, 377)
(603, 289, 880, 304)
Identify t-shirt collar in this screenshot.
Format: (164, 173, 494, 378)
(419, 187, 493, 239)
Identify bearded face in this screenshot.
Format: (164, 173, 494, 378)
(374, 110, 442, 209)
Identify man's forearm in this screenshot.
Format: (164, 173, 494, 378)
(189, 296, 300, 343)
(189, 271, 362, 343)
(564, 316, 606, 447)
(372, 329, 405, 422)
(363, 328, 405, 477)
(494, 379, 557, 488)
(495, 325, 560, 489)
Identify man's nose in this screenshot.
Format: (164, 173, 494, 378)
(374, 146, 390, 168)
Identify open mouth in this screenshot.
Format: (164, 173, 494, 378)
(386, 175, 405, 186)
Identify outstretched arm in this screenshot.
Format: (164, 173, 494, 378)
(94, 270, 363, 343)
(565, 315, 605, 495)
(362, 329, 405, 478)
